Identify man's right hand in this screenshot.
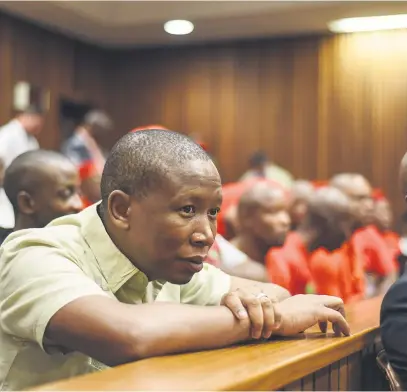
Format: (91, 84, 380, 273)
(273, 295, 351, 337)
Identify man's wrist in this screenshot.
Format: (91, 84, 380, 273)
(272, 303, 284, 335)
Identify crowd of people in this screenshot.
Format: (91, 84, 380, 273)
(0, 107, 405, 389)
(209, 155, 401, 304)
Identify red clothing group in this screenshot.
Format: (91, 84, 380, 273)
(265, 226, 399, 302)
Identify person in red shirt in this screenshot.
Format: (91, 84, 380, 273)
(217, 178, 286, 239)
(267, 187, 355, 295)
(331, 173, 397, 296)
(309, 242, 366, 303)
(230, 181, 290, 264)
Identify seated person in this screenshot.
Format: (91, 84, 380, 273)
(0, 129, 350, 390)
(267, 187, 355, 295)
(288, 180, 314, 230)
(0, 150, 82, 245)
(231, 181, 290, 263)
(206, 234, 269, 282)
(331, 173, 397, 296)
(380, 151, 407, 387)
(309, 242, 365, 304)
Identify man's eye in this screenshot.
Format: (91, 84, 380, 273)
(181, 206, 195, 215)
(208, 208, 220, 218)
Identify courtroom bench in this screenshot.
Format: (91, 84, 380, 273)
(33, 296, 385, 391)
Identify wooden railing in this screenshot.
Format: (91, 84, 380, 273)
(34, 296, 384, 391)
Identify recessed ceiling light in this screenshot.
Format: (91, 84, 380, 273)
(328, 14, 407, 33)
(164, 20, 194, 35)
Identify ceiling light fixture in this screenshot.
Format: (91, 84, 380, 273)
(328, 14, 407, 33)
(164, 20, 194, 35)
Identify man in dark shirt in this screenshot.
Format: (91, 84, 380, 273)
(381, 152, 407, 387)
(0, 150, 82, 245)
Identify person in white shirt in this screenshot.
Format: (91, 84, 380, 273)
(207, 234, 269, 282)
(0, 106, 44, 228)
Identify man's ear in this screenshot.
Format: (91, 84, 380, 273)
(17, 191, 36, 215)
(107, 190, 132, 230)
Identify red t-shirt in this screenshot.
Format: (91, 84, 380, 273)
(309, 244, 365, 303)
(266, 232, 312, 295)
(351, 225, 396, 276)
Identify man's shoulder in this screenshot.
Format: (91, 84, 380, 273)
(1, 213, 87, 262)
(382, 274, 407, 313)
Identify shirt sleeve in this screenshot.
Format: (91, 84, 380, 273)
(0, 243, 110, 352)
(180, 263, 231, 306)
(216, 235, 247, 269)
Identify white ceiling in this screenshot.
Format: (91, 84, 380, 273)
(1, 1, 407, 48)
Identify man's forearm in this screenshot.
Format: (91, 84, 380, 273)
(46, 296, 251, 366)
(135, 303, 251, 359)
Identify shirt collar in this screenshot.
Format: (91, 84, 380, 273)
(80, 203, 147, 293)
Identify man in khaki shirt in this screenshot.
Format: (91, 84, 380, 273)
(0, 129, 350, 390)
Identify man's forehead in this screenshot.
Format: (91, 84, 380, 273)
(158, 160, 221, 198)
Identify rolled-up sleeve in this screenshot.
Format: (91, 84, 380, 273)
(0, 244, 109, 352)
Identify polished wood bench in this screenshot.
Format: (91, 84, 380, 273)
(34, 296, 385, 391)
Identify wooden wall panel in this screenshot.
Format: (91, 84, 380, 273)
(108, 31, 407, 224)
(0, 12, 109, 150)
(108, 37, 321, 184)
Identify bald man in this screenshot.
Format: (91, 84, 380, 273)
(267, 186, 356, 295)
(0, 129, 349, 390)
(0, 150, 83, 245)
(288, 180, 314, 230)
(381, 152, 407, 387)
(231, 181, 291, 263)
(331, 173, 396, 296)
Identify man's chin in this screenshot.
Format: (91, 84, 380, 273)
(166, 274, 195, 285)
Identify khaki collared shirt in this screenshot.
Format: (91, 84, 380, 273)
(0, 205, 231, 391)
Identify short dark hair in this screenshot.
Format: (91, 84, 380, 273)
(100, 129, 211, 208)
(249, 151, 268, 167)
(4, 150, 69, 213)
(82, 110, 112, 132)
(20, 104, 44, 116)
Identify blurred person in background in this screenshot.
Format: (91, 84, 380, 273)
(0, 158, 14, 231)
(0, 106, 45, 228)
(267, 186, 356, 296)
(217, 178, 285, 240)
(331, 173, 397, 296)
(231, 181, 290, 264)
(206, 234, 269, 282)
(372, 189, 400, 263)
(0, 150, 82, 245)
(288, 180, 314, 230)
(62, 109, 113, 206)
(239, 151, 294, 189)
